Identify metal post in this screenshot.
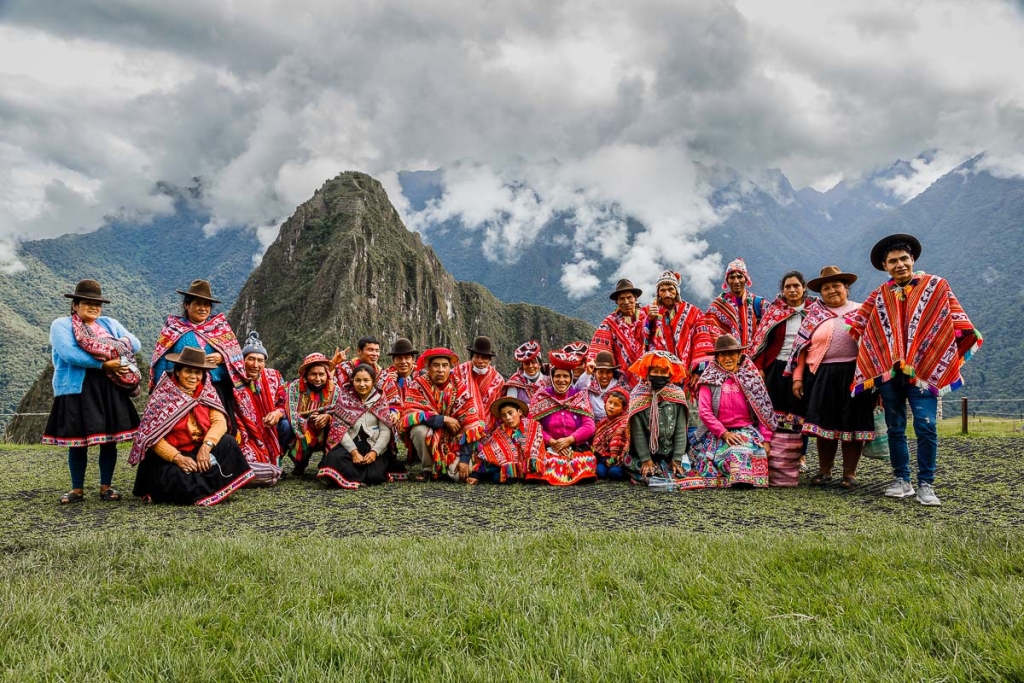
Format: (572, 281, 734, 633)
(961, 397, 968, 435)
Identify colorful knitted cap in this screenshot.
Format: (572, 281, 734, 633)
(514, 340, 541, 363)
(723, 257, 752, 289)
(241, 331, 268, 358)
(628, 350, 687, 383)
(549, 350, 583, 372)
(656, 270, 681, 289)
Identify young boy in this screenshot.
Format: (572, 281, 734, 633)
(592, 386, 631, 480)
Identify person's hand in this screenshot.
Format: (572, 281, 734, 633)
(196, 442, 212, 472)
(671, 461, 688, 477)
(331, 347, 350, 366)
(174, 454, 195, 473)
(763, 441, 771, 458)
(723, 431, 746, 447)
(443, 416, 461, 434)
(547, 437, 570, 452)
(350, 449, 363, 465)
(102, 358, 125, 373)
(640, 460, 656, 477)
(263, 409, 284, 427)
(456, 461, 471, 482)
(585, 360, 596, 374)
(792, 380, 804, 399)
(206, 352, 223, 366)
(312, 413, 331, 429)
(364, 451, 377, 464)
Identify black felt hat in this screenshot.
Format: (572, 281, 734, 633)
(64, 279, 110, 303)
(466, 335, 496, 358)
(870, 233, 922, 271)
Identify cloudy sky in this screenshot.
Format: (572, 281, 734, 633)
(2, 0, 1023, 292)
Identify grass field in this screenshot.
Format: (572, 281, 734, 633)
(2, 441, 1022, 681)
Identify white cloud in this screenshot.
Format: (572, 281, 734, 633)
(560, 258, 602, 299)
(874, 150, 974, 203)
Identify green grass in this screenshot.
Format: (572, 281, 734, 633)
(939, 416, 1023, 437)
(1, 442, 1023, 681)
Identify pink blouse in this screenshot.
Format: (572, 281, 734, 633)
(699, 379, 773, 441)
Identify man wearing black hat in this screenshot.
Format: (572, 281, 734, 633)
(847, 234, 982, 506)
(453, 336, 505, 428)
(384, 337, 419, 405)
(588, 278, 645, 387)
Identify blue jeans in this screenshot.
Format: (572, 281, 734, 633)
(878, 375, 938, 484)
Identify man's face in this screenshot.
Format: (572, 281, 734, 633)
(305, 365, 329, 389)
(428, 358, 452, 385)
(499, 404, 523, 430)
(472, 353, 491, 370)
(884, 250, 915, 285)
(657, 284, 678, 307)
(727, 271, 747, 295)
(243, 354, 266, 381)
(392, 353, 415, 376)
(604, 395, 625, 418)
(521, 358, 541, 376)
(359, 343, 381, 365)
(595, 368, 615, 388)
(616, 292, 637, 317)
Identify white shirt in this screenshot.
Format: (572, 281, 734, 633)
(776, 304, 805, 361)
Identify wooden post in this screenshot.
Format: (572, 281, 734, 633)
(961, 397, 968, 435)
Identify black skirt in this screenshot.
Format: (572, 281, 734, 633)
(132, 434, 253, 505)
(763, 359, 807, 431)
(802, 361, 876, 442)
(213, 378, 238, 435)
(42, 369, 140, 447)
(318, 430, 394, 488)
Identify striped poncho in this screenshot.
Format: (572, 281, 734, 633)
(845, 273, 982, 396)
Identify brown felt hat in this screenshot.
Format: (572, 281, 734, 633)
(807, 265, 858, 293)
(388, 337, 418, 357)
(64, 279, 110, 303)
(593, 350, 617, 370)
(609, 278, 642, 301)
(490, 395, 529, 419)
(713, 334, 747, 354)
(466, 335, 496, 358)
(870, 233, 922, 271)
(166, 346, 219, 370)
(176, 279, 221, 304)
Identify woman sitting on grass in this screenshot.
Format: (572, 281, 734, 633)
(527, 351, 598, 486)
(317, 364, 396, 489)
(129, 347, 254, 506)
(470, 395, 544, 484)
(691, 335, 777, 488)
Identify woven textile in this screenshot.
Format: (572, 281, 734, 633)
(589, 311, 643, 385)
(767, 429, 802, 487)
(592, 413, 629, 466)
(400, 373, 485, 474)
(637, 300, 703, 369)
(452, 362, 505, 428)
(697, 358, 778, 434)
(283, 378, 340, 462)
(71, 313, 141, 394)
(504, 370, 550, 403)
(477, 418, 545, 482)
(129, 375, 225, 466)
(692, 292, 763, 362)
(233, 368, 285, 465)
(151, 314, 245, 389)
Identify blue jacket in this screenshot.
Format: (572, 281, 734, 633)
(50, 316, 141, 396)
(151, 321, 227, 387)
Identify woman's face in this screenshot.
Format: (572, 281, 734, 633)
(175, 366, 203, 392)
(782, 277, 805, 307)
(820, 281, 848, 308)
(552, 368, 572, 394)
(184, 299, 212, 324)
(521, 358, 541, 376)
(499, 404, 523, 430)
(717, 351, 741, 373)
(595, 368, 615, 389)
(352, 371, 374, 398)
(73, 300, 103, 324)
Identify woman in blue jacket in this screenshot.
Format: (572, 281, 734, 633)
(42, 280, 142, 504)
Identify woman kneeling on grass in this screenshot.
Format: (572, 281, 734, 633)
(129, 347, 254, 506)
(691, 335, 777, 488)
(317, 364, 397, 489)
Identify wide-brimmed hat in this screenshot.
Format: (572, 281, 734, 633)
(807, 265, 859, 293)
(388, 337, 418, 357)
(593, 350, 617, 370)
(713, 334, 747, 354)
(609, 278, 642, 301)
(870, 233, 922, 271)
(549, 350, 582, 372)
(166, 346, 218, 370)
(466, 335, 496, 358)
(297, 352, 335, 377)
(176, 279, 221, 304)
(490, 395, 529, 419)
(64, 279, 111, 303)
(514, 340, 541, 363)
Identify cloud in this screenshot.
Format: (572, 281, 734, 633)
(874, 150, 975, 203)
(560, 258, 602, 299)
(0, 0, 1023, 291)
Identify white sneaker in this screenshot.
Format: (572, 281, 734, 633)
(884, 478, 915, 498)
(916, 483, 941, 506)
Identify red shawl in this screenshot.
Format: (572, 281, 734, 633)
(626, 381, 690, 455)
(529, 386, 594, 422)
(697, 357, 778, 433)
(846, 273, 982, 396)
(782, 299, 837, 376)
(452, 362, 505, 429)
(637, 301, 703, 370)
(478, 417, 545, 481)
(326, 386, 395, 452)
(692, 292, 763, 363)
(400, 373, 486, 470)
(71, 313, 142, 395)
(592, 413, 630, 464)
(589, 311, 643, 385)
(234, 368, 285, 465)
(750, 296, 813, 370)
(505, 370, 550, 402)
(151, 313, 246, 389)
(129, 375, 225, 465)
(283, 378, 340, 461)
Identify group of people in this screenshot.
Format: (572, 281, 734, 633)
(44, 232, 981, 508)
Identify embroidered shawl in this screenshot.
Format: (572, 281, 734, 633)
(783, 299, 838, 376)
(750, 296, 814, 363)
(338, 360, 401, 415)
(478, 417, 545, 481)
(384, 366, 418, 405)
(697, 357, 778, 432)
(589, 311, 643, 384)
(845, 273, 982, 395)
(284, 378, 340, 461)
(151, 313, 245, 388)
(326, 386, 395, 452)
(452, 362, 506, 428)
(692, 292, 763, 362)
(129, 375, 225, 465)
(234, 368, 285, 464)
(528, 386, 594, 422)
(71, 313, 141, 395)
(592, 413, 630, 464)
(400, 374, 486, 469)
(505, 370, 550, 402)
(637, 301, 703, 369)
(626, 381, 690, 454)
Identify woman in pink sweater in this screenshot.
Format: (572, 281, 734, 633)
(786, 266, 876, 488)
(691, 335, 778, 488)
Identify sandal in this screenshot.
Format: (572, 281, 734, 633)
(839, 476, 859, 489)
(809, 473, 833, 486)
(59, 490, 85, 505)
(99, 488, 122, 501)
